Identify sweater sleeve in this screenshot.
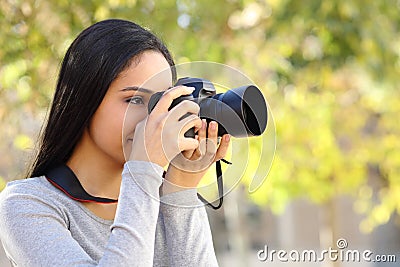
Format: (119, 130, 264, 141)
(0, 161, 163, 267)
(160, 189, 219, 267)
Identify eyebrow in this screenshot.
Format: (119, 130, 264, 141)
(120, 86, 154, 94)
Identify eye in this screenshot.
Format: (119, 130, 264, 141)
(126, 96, 144, 105)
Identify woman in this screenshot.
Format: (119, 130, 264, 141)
(0, 19, 230, 266)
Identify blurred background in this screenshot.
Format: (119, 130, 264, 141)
(1, 0, 399, 266)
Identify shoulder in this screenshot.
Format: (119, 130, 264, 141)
(0, 177, 71, 225)
(0, 176, 66, 204)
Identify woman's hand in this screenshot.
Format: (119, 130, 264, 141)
(162, 119, 230, 195)
(129, 86, 203, 167)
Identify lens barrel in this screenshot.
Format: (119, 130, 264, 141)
(206, 85, 267, 137)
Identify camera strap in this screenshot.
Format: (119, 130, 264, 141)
(197, 159, 232, 210)
(45, 159, 231, 209)
(45, 165, 118, 204)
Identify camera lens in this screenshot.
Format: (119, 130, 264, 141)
(211, 85, 267, 137)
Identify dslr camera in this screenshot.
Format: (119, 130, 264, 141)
(148, 77, 268, 138)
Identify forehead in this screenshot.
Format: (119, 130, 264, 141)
(115, 51, 173, 92)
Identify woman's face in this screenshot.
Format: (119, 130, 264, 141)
(87, 50, 173, 166)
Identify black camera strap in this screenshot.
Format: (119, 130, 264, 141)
(45, 165, 118, 204)
(197, 159, 232, 210)
(45, 160, 231, 209)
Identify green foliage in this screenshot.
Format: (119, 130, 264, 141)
(1, 0, 399, 232)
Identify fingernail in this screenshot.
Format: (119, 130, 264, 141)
(225, 134, 230, 142)
(210, 121, 217, 130)
(202, 119, 206, 129)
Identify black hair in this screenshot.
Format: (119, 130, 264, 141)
(28, 19, 176, 178)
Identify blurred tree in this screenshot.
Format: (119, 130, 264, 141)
(1, 0, 399, 235)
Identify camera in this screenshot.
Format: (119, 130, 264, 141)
(147, 77, 268, 138)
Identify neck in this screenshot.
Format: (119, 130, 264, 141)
(67, 131, 123, 200)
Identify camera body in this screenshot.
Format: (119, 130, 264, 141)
(148, 77, 268, 138)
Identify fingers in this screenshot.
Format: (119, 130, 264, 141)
(193, 120, 231, 161)
(171, 121, 231, 174)
(215, 134, 230, 161)
(151, 86, 195, 115)
(169, 100, 200, 120)
(206, 121, 218, 156)
(176, 113, 202, 135)
(182, 148, 195, 159)
(178, 136, 199, 152)
(198, 119, 207, 156)
(201, 121, 230, 162)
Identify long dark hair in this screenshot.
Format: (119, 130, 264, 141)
(28, 19, 176, 178)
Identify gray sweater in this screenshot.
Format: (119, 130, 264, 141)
(0, 161, 219, 267)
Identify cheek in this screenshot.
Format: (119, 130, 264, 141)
(90, 105, 125, 149)
(122, 107, 148, 161)
(122, 106, 148, 138)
